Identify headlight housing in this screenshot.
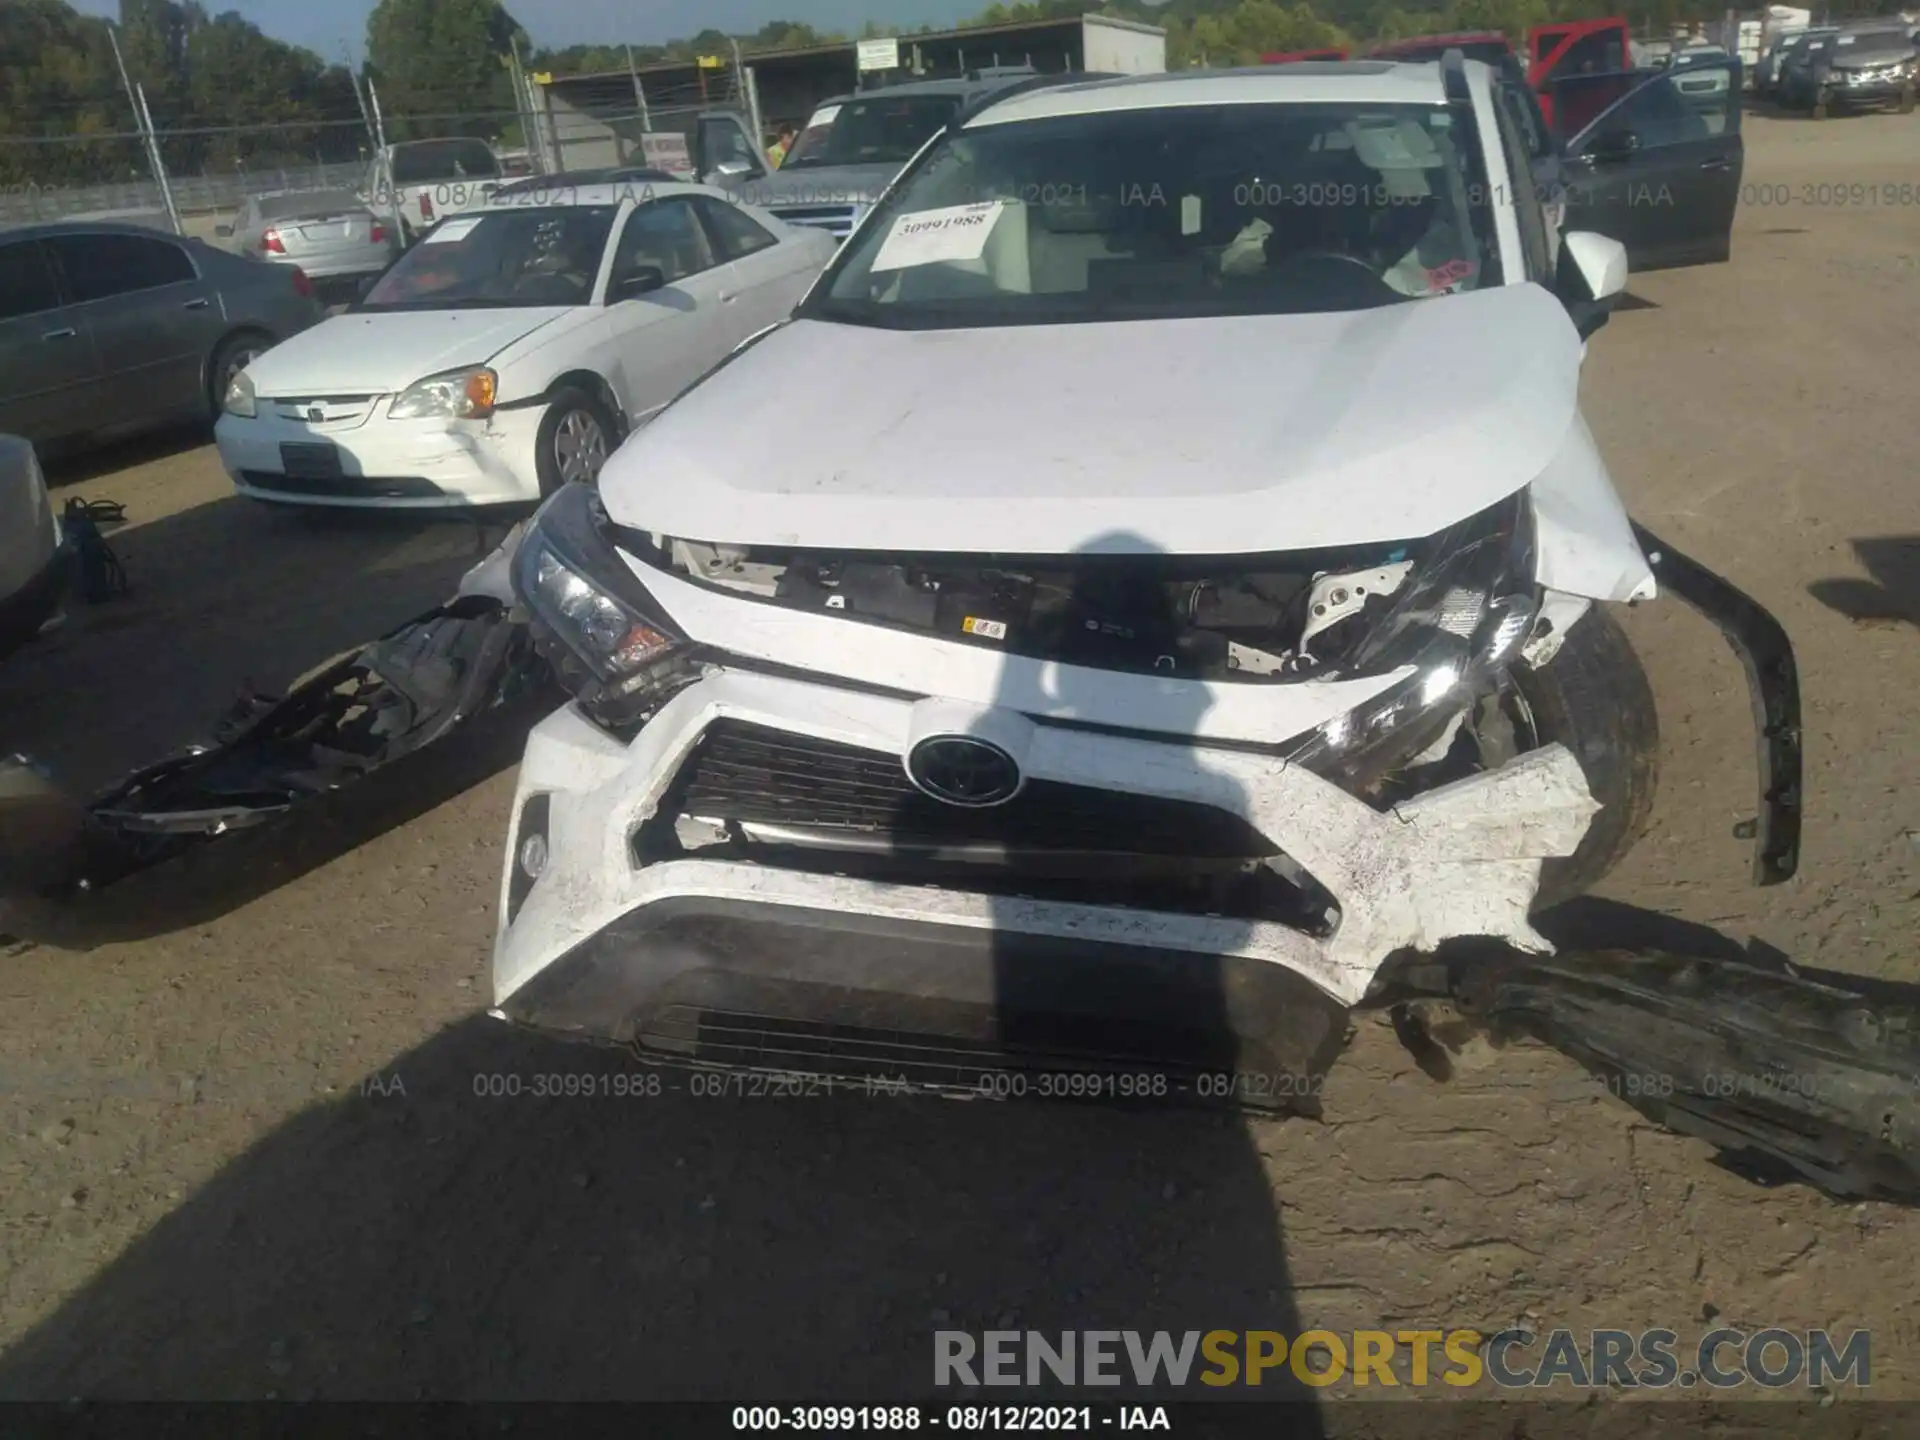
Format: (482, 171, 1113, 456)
(512, 481, 699, 727)
(223, 368, 256, 418)
(1284, 494, 1539, 791)
(389, 366, 497, 420)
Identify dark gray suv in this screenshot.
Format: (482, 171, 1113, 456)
(0, 220, 324, 454)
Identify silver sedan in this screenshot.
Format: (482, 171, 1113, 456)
(221, 190, 400, 306)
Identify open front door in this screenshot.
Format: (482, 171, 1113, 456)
(1562, 60, 1743, 272)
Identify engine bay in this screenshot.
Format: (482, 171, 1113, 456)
(650, 539, 1416, 683)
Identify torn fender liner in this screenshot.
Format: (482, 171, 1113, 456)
(1632, 522, 1802, 886)
(1456, 949, 1920, 1202)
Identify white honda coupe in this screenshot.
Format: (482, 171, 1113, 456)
(215, 181, 836, 508)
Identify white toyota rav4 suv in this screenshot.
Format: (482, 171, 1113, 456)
(488, 62, 1798, 1099)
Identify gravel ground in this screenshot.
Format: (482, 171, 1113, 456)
(0, 112, 1915, 1416)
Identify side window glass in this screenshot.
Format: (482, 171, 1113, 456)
(1582, 70, 1715, 153)
(1562, 30, 1627, 74)
(610, 199, 718, 286)
(694, 196, 779, 261)
(51, 233, 195, 303)
(0, 241, 62, 320)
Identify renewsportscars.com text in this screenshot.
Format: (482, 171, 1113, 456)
(934, 1328, 1870, 1390)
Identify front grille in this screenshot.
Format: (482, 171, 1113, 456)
(768, 203, 859, 239)
(266, 394, 379, 429)
(664, 720, 1273, 860)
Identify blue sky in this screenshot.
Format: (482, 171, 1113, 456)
(69, 1, 990, 65)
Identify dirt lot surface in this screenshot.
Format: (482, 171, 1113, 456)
(0, 113, 1915, 1417)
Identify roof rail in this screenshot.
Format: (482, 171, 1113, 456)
(947, 70, 1125, 131)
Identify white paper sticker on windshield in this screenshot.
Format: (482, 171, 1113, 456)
(806, 104, 843, 129)
(422, 216, 483, 244)
(869, 201, 1007, 272)
(1180, 194, 1202, 235)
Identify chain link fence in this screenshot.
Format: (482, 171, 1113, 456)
(0, 61, 769, 235)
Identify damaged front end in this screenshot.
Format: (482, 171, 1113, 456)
(489, 484, 1643, 1098)
(1, 551, 557, 945)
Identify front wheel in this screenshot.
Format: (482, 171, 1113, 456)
(1509, 605, 1660, 908)
(534, 388, 618, 496)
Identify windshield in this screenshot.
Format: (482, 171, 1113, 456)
(360, 206, 618, 310)
(389, 139, 502, 185)
(806, 102, 1501, 331)
(782, 94, 962, 170)
(256, 190, 364, 222)
(1832, 31, 1914, 59)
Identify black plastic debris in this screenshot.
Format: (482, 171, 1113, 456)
(60, 498, 129, 603)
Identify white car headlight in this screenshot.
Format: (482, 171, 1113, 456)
(223, 368, 256, 418)
(389, 366, 498, 421)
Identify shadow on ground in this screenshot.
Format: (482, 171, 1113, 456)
(0, 1016, 1322, 1409)
(37, 423, 215, 491)
(1808, 536, 1920, 627)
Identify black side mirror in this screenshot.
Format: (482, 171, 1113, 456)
(609, 266, 667, 303)
(1585, 127, 1640, 163)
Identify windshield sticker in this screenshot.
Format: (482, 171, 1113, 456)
(962, 616, 1007, 640)
(806, 104, 843, 128)
(870, 201, 1007, 272)
(421, 216, 482, 245)
(1180, 194, 1202, 236)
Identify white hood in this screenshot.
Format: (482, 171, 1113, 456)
(600, 284, 1586, 555)
(244, 308, 573, 397)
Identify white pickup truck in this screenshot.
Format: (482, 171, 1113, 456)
(361, 137, 504, 246)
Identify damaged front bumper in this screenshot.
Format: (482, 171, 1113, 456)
(491, 666, 1602, 1085)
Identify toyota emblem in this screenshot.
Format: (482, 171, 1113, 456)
(307, 404, 326, 424)
(905, 735, 1022, 808)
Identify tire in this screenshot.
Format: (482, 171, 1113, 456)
(209, 331, 272, 416)
(533, 388, 619, 496)
(1509, 605, 1660, 908)
(1899, 85, 1915, 115)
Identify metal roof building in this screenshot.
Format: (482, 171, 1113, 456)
(531, 14, 1167, 171)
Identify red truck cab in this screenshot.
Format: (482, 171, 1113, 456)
(1362, 18, 1633, 135)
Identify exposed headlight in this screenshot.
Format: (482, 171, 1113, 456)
(1284, 495, 1539, 791)
(512, 481, 698, 727)
(223, 368, 256, 418)
(389, 366, 497, 420)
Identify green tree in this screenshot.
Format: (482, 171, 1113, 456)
(365, 0, 526, 138)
